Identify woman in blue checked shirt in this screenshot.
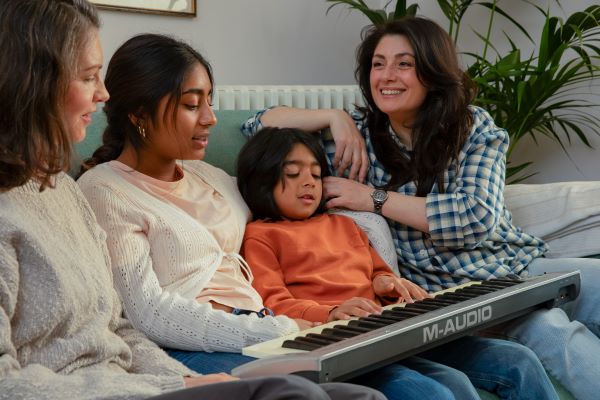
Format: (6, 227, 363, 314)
(243, 16, 600, 400)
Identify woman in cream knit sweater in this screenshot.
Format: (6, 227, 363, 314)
(0, 1, 384, 400)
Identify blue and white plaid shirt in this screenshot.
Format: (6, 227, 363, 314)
(242, 106, 548, 292)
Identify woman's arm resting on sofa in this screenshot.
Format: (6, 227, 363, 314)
(243, 107, 368, 181)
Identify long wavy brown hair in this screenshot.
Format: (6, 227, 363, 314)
(355, 17, 476, 196)
(0, 0, 100, 190)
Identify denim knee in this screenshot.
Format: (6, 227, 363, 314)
(351, 362, 455, 400)
(165, 349, 254, 374)
(403, 357, 477, 400)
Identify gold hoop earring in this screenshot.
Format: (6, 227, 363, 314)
(137, 124, 146, 139)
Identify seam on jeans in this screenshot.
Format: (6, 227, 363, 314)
(463, 370, 514, 390)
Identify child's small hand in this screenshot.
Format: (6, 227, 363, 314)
(372, 275, 430, 303)
(327, 297, 382, 322)
(294, 318, 320, 331)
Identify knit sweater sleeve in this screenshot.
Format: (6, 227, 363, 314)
(79, 177, 298, 352)
(0, 228, 184, 400)
(113, 313, 196, 377)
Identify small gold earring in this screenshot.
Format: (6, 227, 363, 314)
(137, 124, 146, 139)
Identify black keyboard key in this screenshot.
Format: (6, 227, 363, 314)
(333, 324, 372, 334)
(306, 333, 343, 343)
(282, 339, 321, 351)
(348, 319, 385, 329)
(387, 308, 425, 317)
(437, 292, 477, 301)
(485, 279, 521, 287)
(425, 298, 457, 306)
(381, 310, 411, 321)
(404, 302, 442, 312)
(360, 316, 396, 325)
(320, 327, 357, 339)
(460, 286, 498, 295)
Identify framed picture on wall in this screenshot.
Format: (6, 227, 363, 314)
(90, 0, 196, 17)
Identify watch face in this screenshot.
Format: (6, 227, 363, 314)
(372, 190, 387, 202)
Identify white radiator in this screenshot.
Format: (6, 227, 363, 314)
(213, 85, 364, 111)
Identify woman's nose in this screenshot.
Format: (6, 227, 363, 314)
(382, 65, 395, 81)
(199, 104, 217, 127)
(94, 77, 109, 103)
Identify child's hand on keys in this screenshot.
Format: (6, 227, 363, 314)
(372, 275, 430, 303)
(327, 297, 382, 322)
(294, 318, 321, 331)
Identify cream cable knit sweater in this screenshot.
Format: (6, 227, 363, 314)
(0, 173, 192, 400)
(77, 161, 299, 352)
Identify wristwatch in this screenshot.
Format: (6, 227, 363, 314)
(371, 189, 388, 215)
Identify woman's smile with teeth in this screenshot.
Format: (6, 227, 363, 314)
(381, 89, 403, 95)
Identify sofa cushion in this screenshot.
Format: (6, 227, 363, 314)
(203, 110, 256, 176)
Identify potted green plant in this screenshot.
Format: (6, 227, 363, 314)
(326, 0, 600, 181)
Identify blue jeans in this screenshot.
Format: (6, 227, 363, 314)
(421, 336, 557, 400)
(494, 256, 600, 400)
(167, 335, 556, 400)
(167, 349, 458, 400)
(165, 349, 255, 374)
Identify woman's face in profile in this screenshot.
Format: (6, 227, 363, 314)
(64, 31, 109, 143)
(369, 34, 427, 126)
(145, 62, 217, 161)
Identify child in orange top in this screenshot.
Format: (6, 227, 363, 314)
(236, 127, 560, 400)
(238, 128, 427, 323)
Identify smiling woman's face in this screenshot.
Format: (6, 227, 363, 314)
(369, 34, 427, 128)
(63, 30, 109, 143)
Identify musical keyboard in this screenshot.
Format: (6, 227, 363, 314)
(232, 271, 580, 382)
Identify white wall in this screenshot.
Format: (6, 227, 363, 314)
(97, 0, 600, 183)
(98, 0, 367, 85)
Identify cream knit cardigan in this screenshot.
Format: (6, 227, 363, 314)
(77, 161, 299, 352)
(0, 173, 192, 400)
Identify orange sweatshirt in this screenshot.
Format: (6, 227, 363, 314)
(241, 213, 396, 323)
